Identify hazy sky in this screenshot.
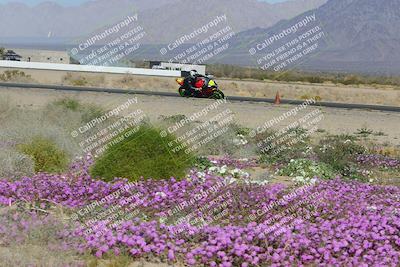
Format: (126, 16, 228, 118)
(0, 0, 287, 6)
(0, 0, 86, 5)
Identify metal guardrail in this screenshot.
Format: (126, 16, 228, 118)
(0, 60, 181, 77)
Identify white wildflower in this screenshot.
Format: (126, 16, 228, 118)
(155, 192, 167, 198)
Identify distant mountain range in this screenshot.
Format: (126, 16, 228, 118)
(138, 0, 327, 43)
(303, 0, 400, 74)
(1, 0, 399, 74)
(0, 0, 326, 42)
(0, 0, 175, 40)
(215, 0, 400, 74)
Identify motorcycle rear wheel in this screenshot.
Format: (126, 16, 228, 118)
(178, 87, 188, 97)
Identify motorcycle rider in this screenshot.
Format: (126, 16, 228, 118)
(183, 69, 203, 96)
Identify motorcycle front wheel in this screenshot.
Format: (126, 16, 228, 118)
(210, 90, 225, 99)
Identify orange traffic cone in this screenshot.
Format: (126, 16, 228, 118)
(274, 91, 281, 105)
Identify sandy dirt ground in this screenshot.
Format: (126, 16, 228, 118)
(1, 67, 400, 106)
(1, 87, 399, 146)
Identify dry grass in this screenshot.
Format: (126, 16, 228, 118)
(0, 106, 80, 154)
(0, 205, 83, 267)
(215, 79, 400, 106)
(0, 149, 35, 180)
(62, 72, 105, 87)
(0, 96, 14, 123)
(114, 74, 172, 90)
(0, 97, 111, 177)
(0, 245, 83, 267)
(85, 254, 179, 267)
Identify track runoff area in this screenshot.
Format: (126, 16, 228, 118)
(0, 82, 399, 113)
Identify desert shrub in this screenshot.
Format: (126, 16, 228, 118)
(257, 127, 312, 164)
(195, 122, 255, 157)
(342, 75, 361, 85)
(72, 79, 88, 86)
(373, 146, 400, 158)
(229, 123, 252, 136)
(62, 73, 88, 86)
(90, 125, 195, 182)
(277, 158, 337, 184)
(314, 95, 322, 101)
(63, 73, 105, 87)
(0, 70, 33, 82)
(1, 107, 81, 158)
(52, 97, 106, 123)
(158, 114, 187, 124)
(17, 136, 68, 173)
(300, 94, 312, 100)
(301, 94, 322, 101)
(118, 74, 135, 86)
(305, 76, 324, 83)
(0, 149, 35, 179)
(0, 97, 113, 166)
(355, 127, 374, 137)
(194, 156, 213, 170)
(314, 135, 366, 175)
(157, 117, 254, 157)
(80, 104, 106, 123)
(0, 98, 109, 175)
(53, 98, 81, 111)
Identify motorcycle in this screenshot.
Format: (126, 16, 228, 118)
(175, 75, 225, 99)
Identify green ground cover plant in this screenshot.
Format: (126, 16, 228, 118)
(90, 125, 195, 182)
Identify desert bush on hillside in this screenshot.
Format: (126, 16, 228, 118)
(314, 134, 366, 176)
(90, 125, 195, 182)
(0, 70, 34, 83)
(17, 136, 68, 173)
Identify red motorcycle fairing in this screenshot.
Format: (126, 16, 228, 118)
(194, 78, 205, 89)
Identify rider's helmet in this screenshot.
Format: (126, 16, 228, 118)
(189, 69, 198, 78)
